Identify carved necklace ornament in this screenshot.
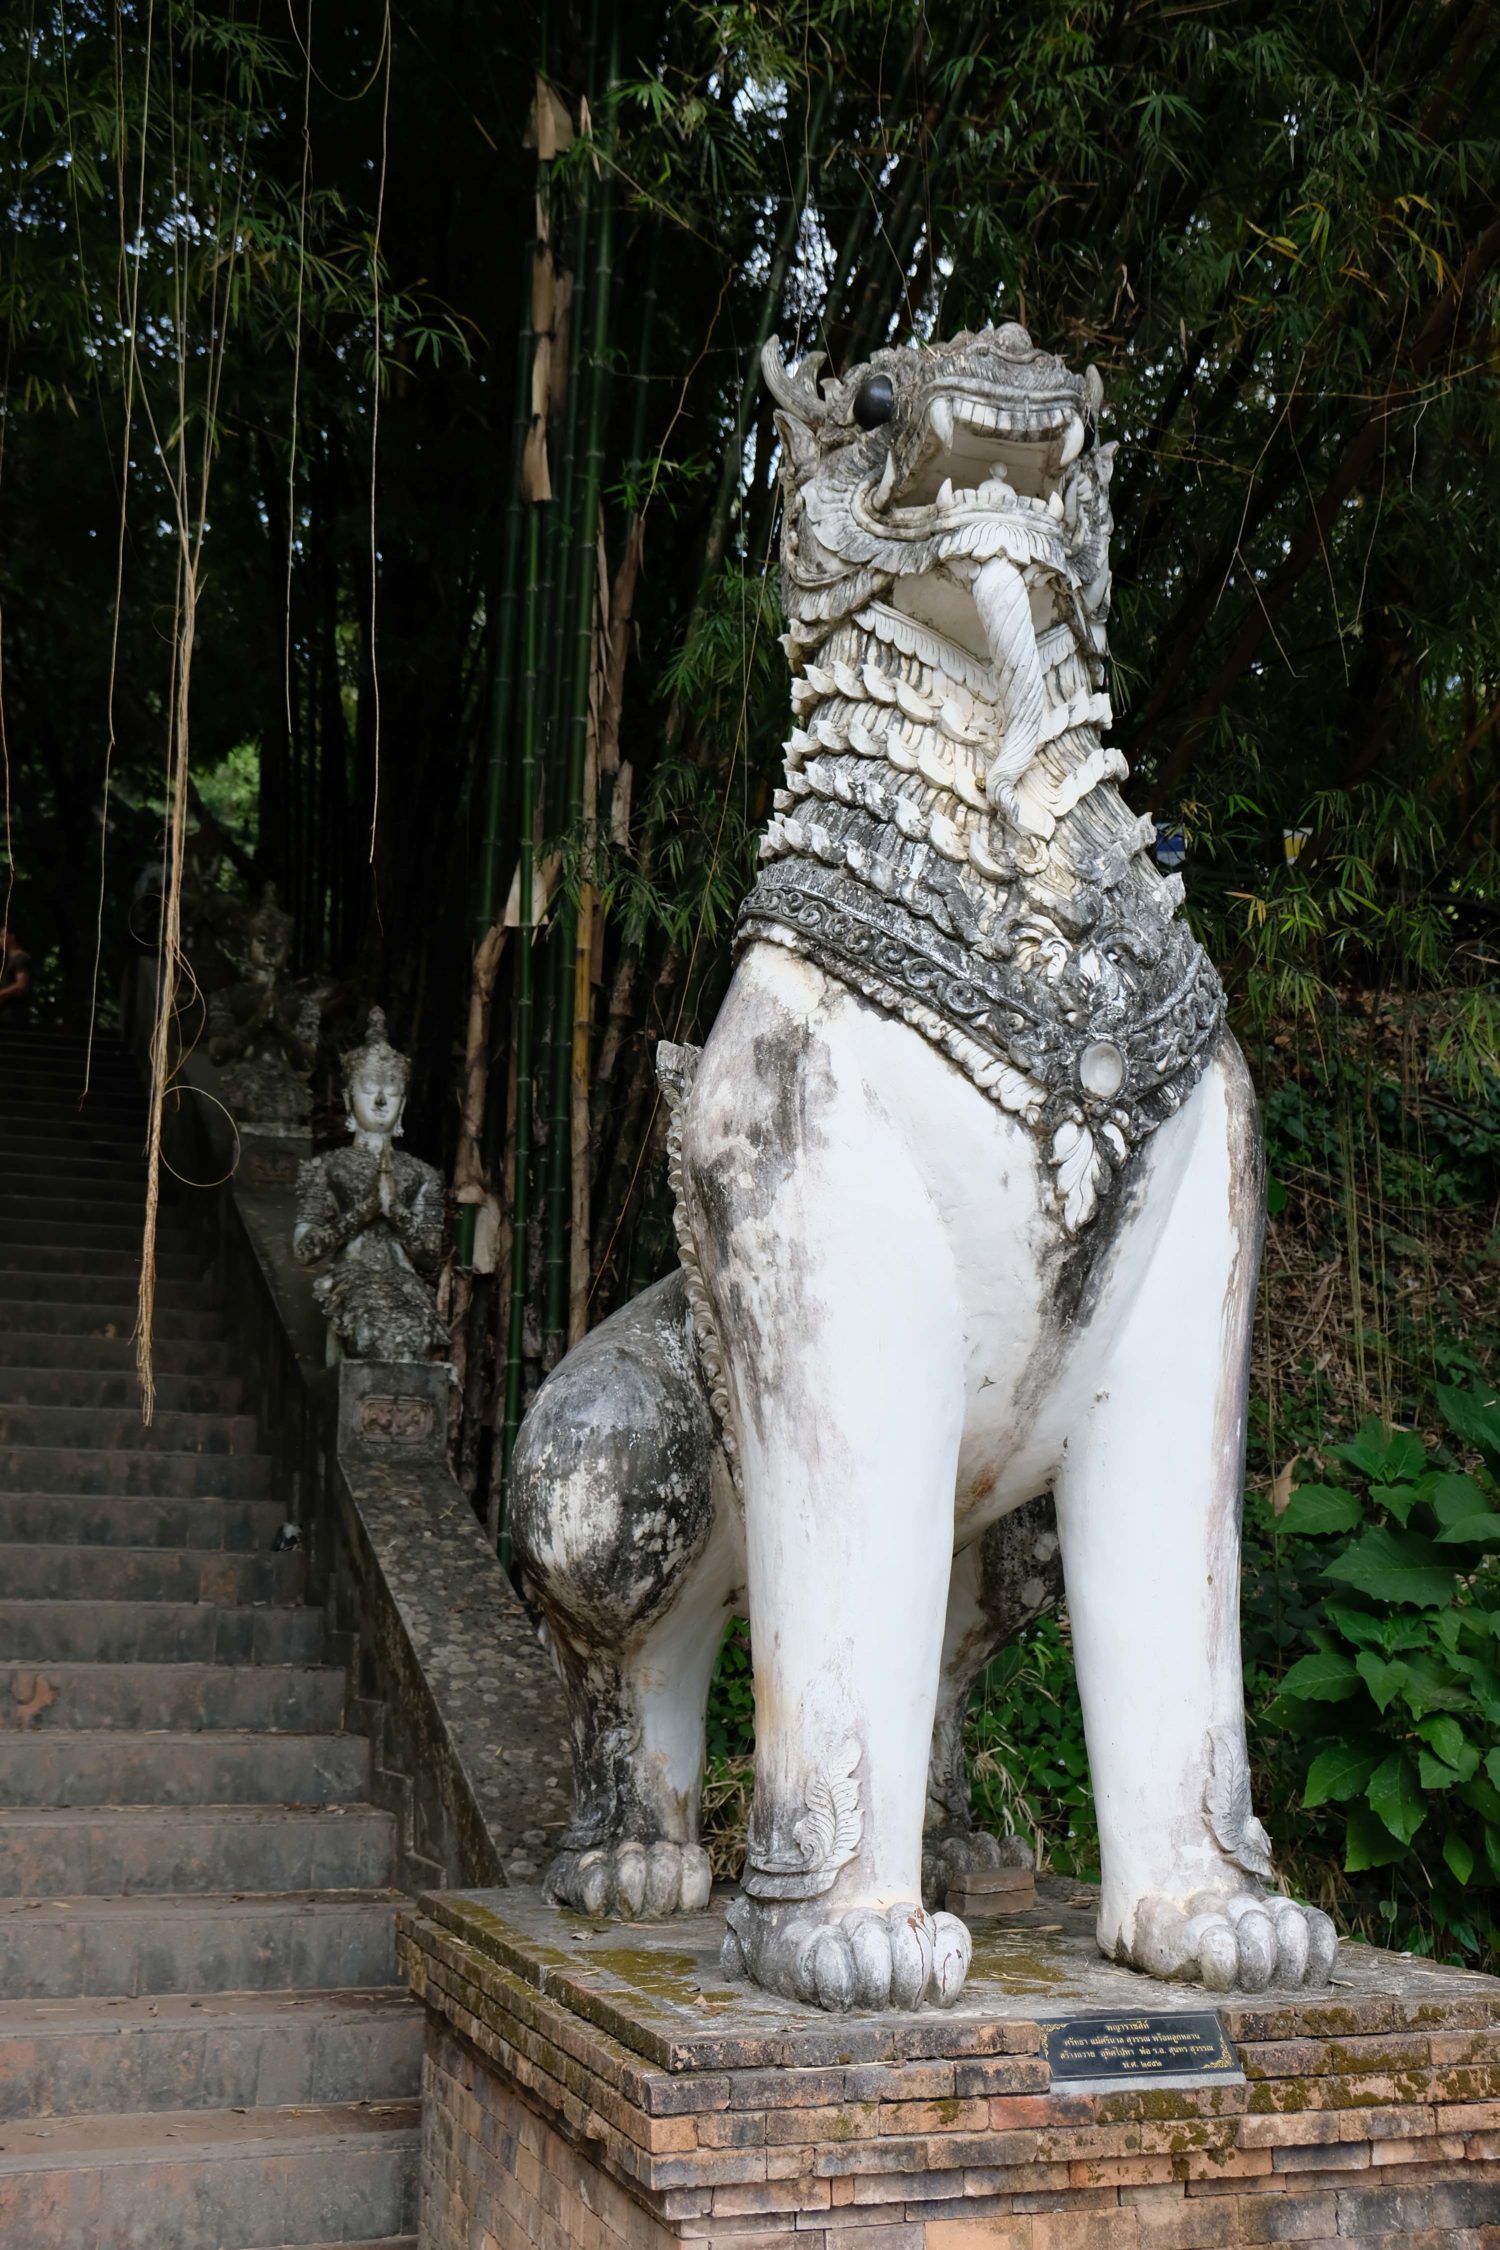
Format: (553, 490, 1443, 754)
(739, 323, 1225, 1233)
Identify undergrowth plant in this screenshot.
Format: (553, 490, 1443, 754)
(1250, 1387, 1500, 1963)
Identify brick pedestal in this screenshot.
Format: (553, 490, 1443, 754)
(399, 1883, 1500, 2250)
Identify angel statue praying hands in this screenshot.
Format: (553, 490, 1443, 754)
(293, 1009, 448, 1363)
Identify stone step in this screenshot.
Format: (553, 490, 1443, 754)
(0, 1230, 197, 1266)
(0, 1366, 245, 1413)
(0, 1804, 396, 1895)
(0, 1300, 225, 1339)
(0, 1987, 422, 2120)
(0, 1134, 145, 1170)
(0, 1332, 236, 1375)
(0, 1491, 277, 1548)
(0, 1889, 403, 1998)
(0, 1084, 141, 1108)
(0, 1541, 298, 1602)
(0, 1182, 154, 1216)
(0, 1728, 368, 1807)
(0, 1126, 146, 1151)
(0, 1446, 273, 1497)
(0, 1216, 189, 1253)
(0, 1404, 260, 1454)
(0, 2098, 420, 2247)
(0, 1599, 323, 1665)
(0, 1152, 149, 1183)
(2, 1084, 143, 1111)
(0, 1269, 216, 1307)
(0, 1660, 345, 1733)
(0, 1040, 135, 1063)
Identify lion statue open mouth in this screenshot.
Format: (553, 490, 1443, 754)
(508, 321, 1337, 2017)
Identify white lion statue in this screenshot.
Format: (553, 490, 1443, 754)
(509, 321, 1336, 2014)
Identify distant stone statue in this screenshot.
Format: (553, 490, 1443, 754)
(293, 1009, 447, 1362)
(208, 884, 319, 1133)
(509, 323, 1336, 2014)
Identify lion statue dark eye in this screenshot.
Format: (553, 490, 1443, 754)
(853, 373, 896, 430)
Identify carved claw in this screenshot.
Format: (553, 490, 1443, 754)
(721, 1895, 971, 2014)
(545, 1840, 713, 1920)
(1125, 1889, 1336, 1992)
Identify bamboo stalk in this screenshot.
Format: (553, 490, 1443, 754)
(496, 80, 567, 1546)
(568, 523, 608, 1346)
(453, 244, 534, 1274)
(545, 46, 616, 1358)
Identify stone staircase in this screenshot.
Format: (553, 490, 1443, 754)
(0, 1030, 420, 2249)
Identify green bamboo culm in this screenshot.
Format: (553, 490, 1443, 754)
(474, 253, 536, 937)
(543, 48, 616, 1359)
(454, 250, 535, 1277)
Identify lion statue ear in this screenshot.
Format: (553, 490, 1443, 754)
(1083, 364, 1105, 415)
(761, 337, 830, 427)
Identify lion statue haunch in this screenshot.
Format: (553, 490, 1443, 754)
(510, 320, 1336, 2012)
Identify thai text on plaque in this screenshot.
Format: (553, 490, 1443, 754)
(1041, 2011, 1240, 2083)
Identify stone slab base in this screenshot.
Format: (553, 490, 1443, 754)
(399, 1883, 1500, 2249)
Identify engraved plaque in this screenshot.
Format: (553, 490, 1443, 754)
(1041, 2011, 1239, 2084)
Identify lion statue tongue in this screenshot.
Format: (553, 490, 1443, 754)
(966, 552, 1046, 808)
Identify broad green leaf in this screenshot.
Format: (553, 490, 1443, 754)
(1367, 1751, 1427, 1845)
(1326, 1605, 1386, 1650)
(1451, 1654, 1500, 1723)
(1279, 1651, 1361, 1703)
(1434, 1514, 1500, 1547)
(1398, 1655, 1472, 1717)
(1333, 1417, 1396, 1480)
(1380, 1616, 1439, 1654)
(1486, 1749, 1500, 1795)
(1354, 1650, 1407, 1712)
(1422, 1472, 1488, 1528)
(1487, 1826, 1500, 1886)
(1279, 1483, 1363, 1537)
(1418, 1715, 1471, 1770)
(1434, 1609, 1464, 1654)
(1304, 1743, 1379, 1807)
(1444, 1831, 1475, 1885)
(1325, 1528, 1456, 1608)
(1437, 1385, 1500, 1473)
(1420, 1751, 1465, 1790)
(1370, 1482, 1418, 1526)
(1460, 1773, 1500, 1825)
(1345, 1803, 1410, 1872)
(1382, 1431, 1427, 1483)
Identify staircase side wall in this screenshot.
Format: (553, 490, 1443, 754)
(124, 962, 572, 1892)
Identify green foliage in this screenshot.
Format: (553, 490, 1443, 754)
(704, 1619, 755, 1763)
(964, 1619, 1100, 1882)
(1256, 1388, 1500, 1961)
(194, 745, 261, 855)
